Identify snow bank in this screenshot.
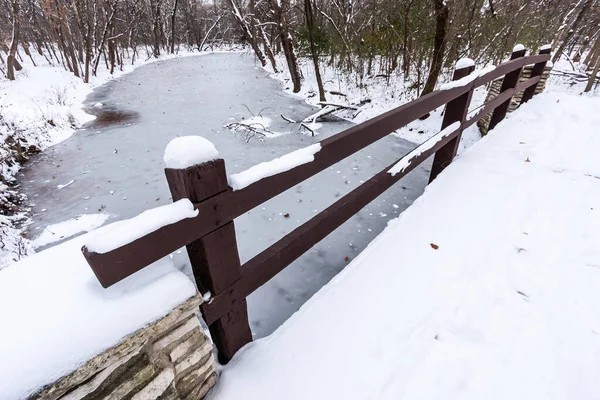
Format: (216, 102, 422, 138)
(0, 225, 196, 400)
(33, 213, 111, 248)
(228, 144, 322, 190)
(84, 199, 198, 254)
(388, 122, 460, 176)
(209, 91, 600, 399)
(540, 44, 552, 51)
(164, 136, 219, 169)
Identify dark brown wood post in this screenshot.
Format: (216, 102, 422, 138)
(165, 158, 252, 364)
(428, 61, 476, 183)
(488, 47, 527, 131)
(520, 46, 551, 104)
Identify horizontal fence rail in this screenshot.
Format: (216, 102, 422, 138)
(82, 45, 551, 362)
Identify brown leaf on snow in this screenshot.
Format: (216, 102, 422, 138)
(344, 256, 350, 262)
(525, 157, 531, 163)
(283, 213, 290, 218)
(430, 243, 439, 250)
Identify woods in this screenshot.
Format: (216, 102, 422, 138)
(2, 0, 600, 92)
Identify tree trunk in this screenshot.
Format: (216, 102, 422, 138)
(584, 57, 600, 92)
(7, 0, 20, 80)
(229, 0, 266, 67)
(152, 0, 162, 57)
(304, 0, 325, 101)
(170, 0, 178, 54)
(553, 0, 592, 63)
(260, 26, 278, 72)
(273, 0, 301, 92)
(421, 0, 449, 98)
(585, 37, 600, 92)
(583, 32, 600, 66)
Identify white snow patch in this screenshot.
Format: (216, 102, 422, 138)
(163, 136, 219, 169)
(388, 122, 461, 176)
(540, 44, 552, 51)
(513, 43, 525, 52)
(84, 199, 198, 254)
(33, 214, 111, 248)
(240, 115, 272, 129)
(228, 144, 322, 191)
(0, 227, 196, 400)
(455, 58, 475, 69)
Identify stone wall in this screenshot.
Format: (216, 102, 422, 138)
(477, 65, 552, 135)
(29, 294, 216, 400)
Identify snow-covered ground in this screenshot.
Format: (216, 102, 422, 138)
(0, 46, 241, 269)
(209, 90, 600, 399)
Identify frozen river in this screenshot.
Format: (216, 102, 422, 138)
(19, 52, 430, 338)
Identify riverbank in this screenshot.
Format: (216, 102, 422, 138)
(0, 46, 241, 269)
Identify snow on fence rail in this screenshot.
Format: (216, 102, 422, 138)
(81, 45, 551, 363)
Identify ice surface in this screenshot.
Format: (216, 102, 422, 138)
(209, 91, 600, 399)
(163, 136, 219, 169)
(388, 122, 461, 176)
(228, 144, 322, 190)
(0, 228, 196, 400)
(84, 199, 198, 254)
(455, 58, 475, 69)
(34, 213, 110, 248)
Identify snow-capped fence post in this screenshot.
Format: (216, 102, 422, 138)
(164, 138, 252, 364)
(488, 46, 527, 131)
(428, 60, 476, 182)
(520, 46, 552, 104)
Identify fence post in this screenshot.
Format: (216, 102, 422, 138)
(488, 46, 527, 131)
(520, 46, 551, 104)
(165, 157, 252, 364)
(428, 60, 476, 183)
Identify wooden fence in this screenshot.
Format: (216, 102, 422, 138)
(82, 46, 551, 363)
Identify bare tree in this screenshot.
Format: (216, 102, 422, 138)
(6, 0, 20, 80)
(304, 0, 325, 101)
(421, 0, 449, 97)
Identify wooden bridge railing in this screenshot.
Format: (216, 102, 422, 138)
(82, 46, 551, 363)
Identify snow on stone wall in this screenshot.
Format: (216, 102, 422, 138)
(0, 222, 211, 399)
(28, 294, 216, 400)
